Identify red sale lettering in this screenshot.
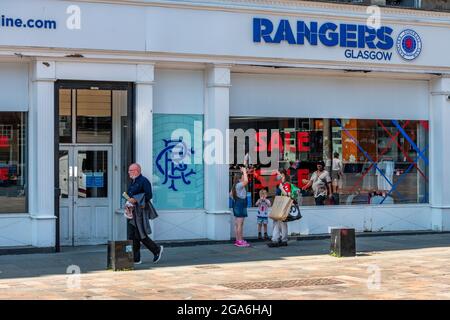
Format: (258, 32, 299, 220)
(255, 131, 267, 152)
(268, 131, 283, 152)
(297, 132, 310, 152)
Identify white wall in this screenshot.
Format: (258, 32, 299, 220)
(153, 210, 207, 241)
(154, 69, 204, 114)
(235, 205, 431, 239)
(230, 73, 429, 120)
(0, 215, 32, 246)
(55, 62, 140, 82)
(0, 62, 29, 111)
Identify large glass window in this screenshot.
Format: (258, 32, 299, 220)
(152, 114, 204, 210)
(0, 112, 27, 213)
(76, 89, 112, 143)
(59, 88, 112, 144)
(229, 117, 429, 207)
(58, 89, 72, 144)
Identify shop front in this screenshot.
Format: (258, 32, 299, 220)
(0, 0, 449, 250)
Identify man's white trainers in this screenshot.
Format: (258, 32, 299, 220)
(153, 245, 164, 263)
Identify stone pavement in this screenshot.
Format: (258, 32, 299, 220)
(1, 233, 450, 299)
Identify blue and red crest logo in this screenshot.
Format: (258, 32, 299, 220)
(396, 29, 422, 61)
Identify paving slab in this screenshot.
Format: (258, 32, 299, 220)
(1, 234, 450, 299)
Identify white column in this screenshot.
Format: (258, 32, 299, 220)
(30, 60, 56, 247)
(135, 64, 154, 179)
(134, 64, 155, 237)
(430, 76, 450, 231)
(205, 65, 232, 240)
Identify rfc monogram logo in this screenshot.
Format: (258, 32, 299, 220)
(396, 29, 422, 61)
(155, 137, 196, 191)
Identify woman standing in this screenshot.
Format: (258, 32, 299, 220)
(230, 167, 250, 247)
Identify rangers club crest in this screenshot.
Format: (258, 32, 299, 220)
(396, 29, 422, 61)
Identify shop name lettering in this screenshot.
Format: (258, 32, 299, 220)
(253, 18, 394, 61)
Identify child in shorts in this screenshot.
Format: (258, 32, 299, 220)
(255, 189, 271, 240)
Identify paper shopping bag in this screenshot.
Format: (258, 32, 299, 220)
(269, 196, 293, 221)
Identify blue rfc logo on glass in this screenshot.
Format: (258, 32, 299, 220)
(396, 29, 422, 61)
(152, 114, 204, 210)
(155, 137, 196, 192)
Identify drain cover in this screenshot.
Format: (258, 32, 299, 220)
(220, 278, 343, 290)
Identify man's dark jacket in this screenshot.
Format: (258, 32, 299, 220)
(127, 175, 153, 238)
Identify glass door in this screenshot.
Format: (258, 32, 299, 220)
(73, 146, 112, 245)
(59, 147, 74, 246)
(57, 82, 133, 247)
(59, 146, 112, 246)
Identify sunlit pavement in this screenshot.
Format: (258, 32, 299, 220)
(1, 233, 450, 300)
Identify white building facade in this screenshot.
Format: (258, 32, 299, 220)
(0, 0, 449, 250)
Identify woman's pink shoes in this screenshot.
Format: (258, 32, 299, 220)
(234, 240, 250, 247)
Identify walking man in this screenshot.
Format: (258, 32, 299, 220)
(127, 163, 163, 264)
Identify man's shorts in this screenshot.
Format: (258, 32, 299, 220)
(257, 216, 269, 225)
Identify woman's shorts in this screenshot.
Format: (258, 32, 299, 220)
(233, 198, 248, 218)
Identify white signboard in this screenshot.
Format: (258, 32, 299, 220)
(0, 0, 449, 69)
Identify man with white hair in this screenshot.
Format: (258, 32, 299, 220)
(127, 163, 163, 264)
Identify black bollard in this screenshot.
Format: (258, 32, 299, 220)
(107, 240, 134, 271)
(330, 228, 356, 257)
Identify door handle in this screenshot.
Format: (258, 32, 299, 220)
(69, 166, 73, 177)
(74, 166, 78, 178)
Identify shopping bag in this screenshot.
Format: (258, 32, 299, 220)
(269, 196, 293, 221)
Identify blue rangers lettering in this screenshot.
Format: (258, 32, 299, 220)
(344, 49, 393, 61)
(253, 18, 395, 61)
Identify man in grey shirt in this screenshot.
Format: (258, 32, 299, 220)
(302, 161, 332, 205)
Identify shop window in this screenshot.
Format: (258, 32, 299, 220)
(76, 89, 112, 143)
(229, 117, 429, 207)
(59, 89, 113, 144)
(152, 114, 204, 210)
(0, 112, 27, 213)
